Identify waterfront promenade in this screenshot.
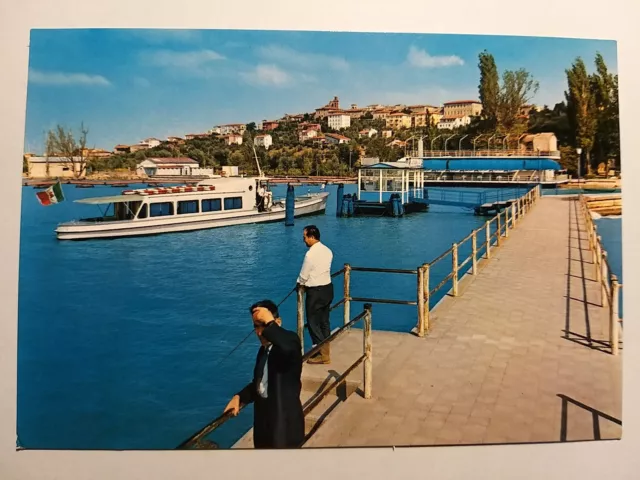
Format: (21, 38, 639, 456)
(302, 195, 622, 447)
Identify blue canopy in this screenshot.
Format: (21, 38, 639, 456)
(422, 158, 562, 171)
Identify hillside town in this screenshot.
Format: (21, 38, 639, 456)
(24, 96, 545, 180)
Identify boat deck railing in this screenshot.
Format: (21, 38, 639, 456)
(578, 194, 623, 355)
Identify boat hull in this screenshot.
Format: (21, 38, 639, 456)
(56, 193, 328, 240)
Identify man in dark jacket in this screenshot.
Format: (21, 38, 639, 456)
(224, 300, 305, 449)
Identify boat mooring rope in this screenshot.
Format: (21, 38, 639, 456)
(211, 285, 298, 369)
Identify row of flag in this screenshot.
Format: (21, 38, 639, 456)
(35, 180, 65, 206)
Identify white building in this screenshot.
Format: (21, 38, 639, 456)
(328, 113, 351, 130)
(325, 133, 350, 145)
(299, 129, 318, 142)
(142, 138, 162, 148)
(135, 157, 215, 177)
(254, 134, 273, 150)
(359, 128, 378, 138)
(437, 115, 472, 130)
(217, 124, 247, 135)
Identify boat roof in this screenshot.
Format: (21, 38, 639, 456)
(75, 194, 146, 204)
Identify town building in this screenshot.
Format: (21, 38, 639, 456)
(81, 148, 112, 158)
(166, 136, 185, 144)
(214, 124, 247, 136)
(381, 129, 393, 138)
(260, 120, 279, 131)
(359, 128, 378, 138)
(298, 122, 321, 132)
(436, 115, 472, 130)
(142, 138, 162, 148)
(443, 100, 483, 118)
(254, 134, 273, 149)
(315, 96, 341, 118)
(385, 113, 411, 130)
(135, 157, 215, 177)
(328, 113, 351, 130)
(299, 129, 319, 142)
(113, 144, 131, 154)
(325, 133, 350, 145)
(224, 134, 243, 146)
(26, 156, 88, 178)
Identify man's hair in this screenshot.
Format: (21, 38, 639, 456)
(303, 225, 320, 240)
(249, 299, 279, 319)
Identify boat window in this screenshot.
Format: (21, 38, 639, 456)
(137, 204, 148, 219)
(224, 197, 243, 210)
(202, 198, 222, 212)
(150, 202, 174, 217)
(177, 200, 199, 215)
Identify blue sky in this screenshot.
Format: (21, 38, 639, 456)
(24, 29, 617, 153)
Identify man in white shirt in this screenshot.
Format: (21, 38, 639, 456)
(296, 225, 334, 365)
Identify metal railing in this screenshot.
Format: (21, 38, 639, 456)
(578, 195, 623, 355)
(416, 149, 561, 158)
(177, 305, 373, 449)
(424, 187, 529, 207)
(319, 185, 541, 339)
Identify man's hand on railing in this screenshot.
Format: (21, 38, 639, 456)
(224, 395, 241, 417)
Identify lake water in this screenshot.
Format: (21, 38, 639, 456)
(16, 183, 621, 450)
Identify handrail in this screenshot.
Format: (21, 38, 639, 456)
(578, 194, 623, 355)
(420, 149, 560, 158)
(177, 305, 373, 450)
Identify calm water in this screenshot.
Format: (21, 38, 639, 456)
(18, 183, 618, 450)
(594, 216, 623, 316)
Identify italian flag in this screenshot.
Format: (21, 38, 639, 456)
(36, 181, 65, 206)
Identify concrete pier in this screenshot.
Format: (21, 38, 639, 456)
(301, 195, 622, 447)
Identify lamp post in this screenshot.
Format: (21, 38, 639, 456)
(576, 147, 583, 180)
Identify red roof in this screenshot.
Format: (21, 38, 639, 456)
(326, 133, 350, 141)
(444, 100, 481, 105)
(147, 157, 198, 165)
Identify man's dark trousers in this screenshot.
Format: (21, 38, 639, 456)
(305, 283, 334, 345)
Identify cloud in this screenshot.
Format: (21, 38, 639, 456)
(257, 45, 349, 71)
(144, 49, 225, 69)
(133, 76, 151, 88)
(407, 46, 464, 68)
(240, 64, 293, 86)
(126, 29, 202, 45)
(29, 69, 111, 86)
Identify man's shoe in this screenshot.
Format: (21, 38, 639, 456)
(307, 344, 330, 365)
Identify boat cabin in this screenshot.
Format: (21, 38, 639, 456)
(75, 177, 275, 222)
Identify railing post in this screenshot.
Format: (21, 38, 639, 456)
(595, 237, 602, 283)
(471, 230, 478, 275)
(497, 213, 502, 246)
(485, 221, 491, 259)
(417, 265, 425, 337)
(452, 243, 459, 296)
(505, 208, 510, 237)
(591, 226, 598, 265)
(343, 263, 351, 326)
(610, 276, 620, 356)
(511, 203, 517, 226)
(423, 263, 430, 332)
(601, 252, 609, 307)
(297, 287, 305, 354)
(363, 303, 373, 399)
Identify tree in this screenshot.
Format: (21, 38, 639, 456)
(590, 53, 620, 171)
(565, 57, 598, 176)
(478, 50, 500, 129)
(246, 122, 257, 132)
(45, 123, 92, 178)
(497, 69, 539, 132)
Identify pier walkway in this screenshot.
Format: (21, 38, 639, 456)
(302, 195, 622, 447)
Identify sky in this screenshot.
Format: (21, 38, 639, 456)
(23, 29, 618, 153)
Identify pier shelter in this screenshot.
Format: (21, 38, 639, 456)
(351, 158, 428, 216)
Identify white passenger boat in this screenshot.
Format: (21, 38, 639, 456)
(55, 176, 329, 240)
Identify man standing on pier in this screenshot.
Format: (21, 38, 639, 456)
(224, 300, 305, 449)
(297, 225, 334, 365)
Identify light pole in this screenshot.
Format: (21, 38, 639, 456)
(576, 147, 583, 180)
